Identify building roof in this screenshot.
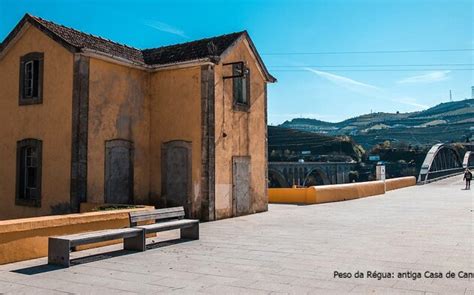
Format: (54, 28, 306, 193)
(31, 15, 145, 64)
(0, 14, 276, 82)
(142, 32, 244, 65)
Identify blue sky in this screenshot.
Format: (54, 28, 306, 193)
(1, 0, 472, 124)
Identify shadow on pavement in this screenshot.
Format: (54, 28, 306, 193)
(11, 264, 64, 275)
(11, 238, 192, 275)
(145, 238, 190, 250)
(11, 249, 131, 274)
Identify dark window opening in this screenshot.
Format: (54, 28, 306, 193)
(23, 60, 40, 98)
(19, 52, 43, 105)
(16, 139, 42, 207)
(233, 63, 250, 109)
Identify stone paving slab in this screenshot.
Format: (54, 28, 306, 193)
(0, 176, 472, 294)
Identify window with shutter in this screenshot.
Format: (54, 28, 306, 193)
(16, 139, 42, 207)
(19, 52, 43, 105)
(232, 63, 251, 111)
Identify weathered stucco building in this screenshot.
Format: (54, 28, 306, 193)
(0, 14, 276, 221)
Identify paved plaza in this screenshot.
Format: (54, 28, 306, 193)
(0, 176, 472, 294)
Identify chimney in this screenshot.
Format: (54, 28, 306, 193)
(471, 86, 474, 99)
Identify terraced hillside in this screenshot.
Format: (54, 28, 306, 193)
(280, 99, 474, 148)
(268, 126, 364, 162)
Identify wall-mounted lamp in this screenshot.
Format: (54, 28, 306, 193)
(222, 61, 248, 80)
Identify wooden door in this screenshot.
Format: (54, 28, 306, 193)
(105, 140, 133, 204)
(162, 141, 192, 216)
(233, 156, 251, 216)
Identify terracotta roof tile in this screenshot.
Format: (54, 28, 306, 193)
(142, 32, 243, 65)
(30, 15, 243, 66)
(31, 16, 145, 64)
(1, 14, 275, 81)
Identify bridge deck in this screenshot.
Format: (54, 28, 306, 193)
(0, 176, 472, 294)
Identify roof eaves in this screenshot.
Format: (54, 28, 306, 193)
(1, 14, 274, 80)
(149, 57, 213, 71)
(217, 31, 247, 61)
(80, 48, 147, 68)
(26, 14, 81, 53)
(0, 14, 80, 58)
(0, 14, 31, 55)
(242, 31, 276, 83)
(141, 30, 246, 52)
(81, 48, 213, 71)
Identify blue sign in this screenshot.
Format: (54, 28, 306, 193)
(369, 155, 380, 161)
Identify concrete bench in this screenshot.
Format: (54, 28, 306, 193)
(130, 207, 199, 243)
(48, 206, 198, 267)
(48, 227, 145, 267)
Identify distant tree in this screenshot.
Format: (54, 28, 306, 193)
(270, 150, 279, 157)
(349, 171, 359, 182)
(382, 140, 391, 149)
(393, 141, 409, 150)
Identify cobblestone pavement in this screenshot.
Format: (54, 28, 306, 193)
(0, 176, 472, 294)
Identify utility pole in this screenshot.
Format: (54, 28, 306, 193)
(449, 90, 452, 102)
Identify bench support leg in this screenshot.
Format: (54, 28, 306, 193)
(181, 223, 199, 240)
(48, 238, 71, 268)
(124, 231, 146, 252)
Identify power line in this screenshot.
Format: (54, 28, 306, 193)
(271, 68, 474, 72)
(262, 48, 474, 55)
(269, 63, 474, 68)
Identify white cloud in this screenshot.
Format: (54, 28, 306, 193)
(305, 68, 428, 110)
(305, 68, 380, 94)
(390, 97, 428, 109)
(397, 71, 451, 84)
(144, 20, 188, 38)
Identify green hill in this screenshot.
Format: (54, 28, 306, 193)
(280, 99, 474, 148)
(268, 126, 364, 162)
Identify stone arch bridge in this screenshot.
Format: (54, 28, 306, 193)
(268, 162, 356, 188)
(269, 143, 474, 188)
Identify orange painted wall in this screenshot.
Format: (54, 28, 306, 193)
(0, 25, 73, 220)
(88, 62, 202, 215)
(0, 26, 269, 222)
(214, 38, 268, 219)
(0, 207, 151, 265)
(87, 59, 150, 205)
(148, 67, 202, 217)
